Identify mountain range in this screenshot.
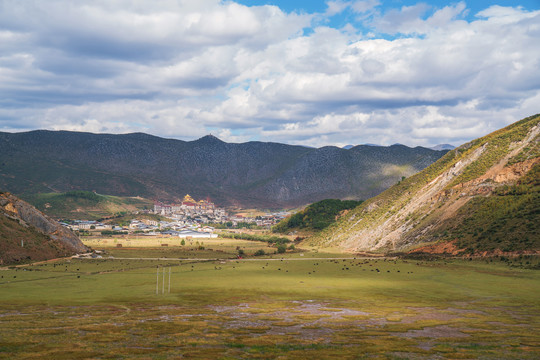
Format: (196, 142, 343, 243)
(0, 131, 447, 208)
(308, 114, 540, 255)
(430, 144, 455, 151)
(342, 144, 455, 150)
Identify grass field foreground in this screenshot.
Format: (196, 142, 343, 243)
(0, 239, 539, 359)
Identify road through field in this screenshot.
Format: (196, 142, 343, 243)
(76, 256, 389, 261)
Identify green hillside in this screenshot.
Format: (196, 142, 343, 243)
(21, 191, 154, 220)
(435, 163, 539, 254)
(307, 114, 540, 255)
(273, 199, 363, 234)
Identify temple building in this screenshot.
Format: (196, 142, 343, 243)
(154, 195, 216, 215)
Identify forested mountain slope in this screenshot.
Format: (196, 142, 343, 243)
(0, 131, 446, 208)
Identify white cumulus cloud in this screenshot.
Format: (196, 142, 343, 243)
(0, 0, 538, 148)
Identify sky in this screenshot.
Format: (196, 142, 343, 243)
(0, 1, 539, 148)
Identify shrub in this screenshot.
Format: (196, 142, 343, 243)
(218, 232, 290, 244)
(273, 199, 363, 233)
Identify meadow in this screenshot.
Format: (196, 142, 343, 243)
(0, 237, 539, 359)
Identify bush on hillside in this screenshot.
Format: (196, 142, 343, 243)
(273, 199, 363, 233)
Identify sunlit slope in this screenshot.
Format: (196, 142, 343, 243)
(21, 191, 154, 220)
(308, 114, 540, 254)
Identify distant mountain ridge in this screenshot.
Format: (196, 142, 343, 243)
(0, 130, 447, 208)
(344, 144, 455, 151)
(430, 144, 455, 151)
(308, 114, 540, 255)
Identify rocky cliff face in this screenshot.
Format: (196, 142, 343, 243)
(0, 131, 447, 208)
(309, 114, 540, 255)
(0, 192, 87, 265)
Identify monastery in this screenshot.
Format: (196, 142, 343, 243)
(153, 194, 216, 215)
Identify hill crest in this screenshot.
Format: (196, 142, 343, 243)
(308, 114, 540, 255)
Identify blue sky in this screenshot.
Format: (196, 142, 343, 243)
(238, 0, 540, 29)
(0, 0, 539, 147)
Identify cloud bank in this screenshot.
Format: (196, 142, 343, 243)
(0, 0, 539, 147)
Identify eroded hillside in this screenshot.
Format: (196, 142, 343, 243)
(309, 114, 540, 255)
(0, 192, 87, 265)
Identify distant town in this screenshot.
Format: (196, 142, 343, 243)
(62, 194, 289, 238)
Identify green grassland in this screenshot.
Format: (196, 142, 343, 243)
(1, 239, 539, 359)
(21, 191, 154, 220)
(83, 236, 282, 258)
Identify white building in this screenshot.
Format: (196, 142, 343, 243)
(178, 230, 218, 239)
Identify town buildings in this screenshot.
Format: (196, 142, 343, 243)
(154, 194, 217, 215)
(63, 194, 287, 238)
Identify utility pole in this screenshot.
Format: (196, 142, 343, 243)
(156, 267, 159, 295)
(156, 266, 172, 295)
(162, 267, 165, 294)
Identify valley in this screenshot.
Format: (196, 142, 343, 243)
(1, 238, 539, 359)
(2, 2, 540, 359)
(1, 115, 539, 359)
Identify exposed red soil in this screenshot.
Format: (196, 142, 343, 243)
(409, 240, 466, 256)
